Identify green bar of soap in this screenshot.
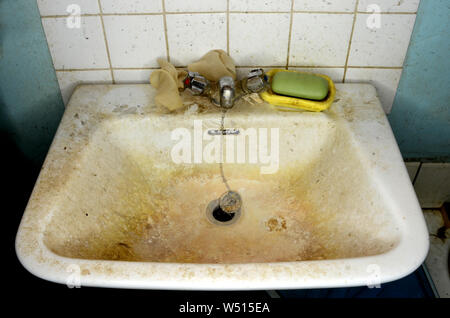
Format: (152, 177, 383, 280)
(271, 71, 329, 100)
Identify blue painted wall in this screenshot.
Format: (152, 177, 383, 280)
(388, 0, 450, 160)
(0, 0, 64, 166)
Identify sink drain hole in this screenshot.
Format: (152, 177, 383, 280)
(206, 199, 241, 226)
(212, 205, 235, 222)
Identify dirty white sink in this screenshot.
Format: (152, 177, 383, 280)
(16, 84, 428, 290)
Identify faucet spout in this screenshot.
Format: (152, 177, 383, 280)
(218, 76, 235, 109)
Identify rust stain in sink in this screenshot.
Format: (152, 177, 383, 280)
(32, 88, 400, 265)
(42, 121, 399, 264)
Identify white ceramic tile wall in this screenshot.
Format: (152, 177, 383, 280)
(37, 0, 100, 15)
(294, 0, 357, 12)
(56, 70, 112, 105)
(100, 0, 162, 14)
(167, 13, 227, 66)
(229, 13, 290, 66)
(230, 0, 291, 12)
(37, 0, 420, 108)
(102, 15, 166, 68)
(289, 13, 354, 66)
(165, 0, 227, 13)
(345, 68, 402, 113)
(348, 14, 416, 67)
(358, 0, 420, 13)
(113, 69, 154, 84)
(41, 17, 109, 69)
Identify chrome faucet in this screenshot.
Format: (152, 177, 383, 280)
(183, 69, 268, 109)
(218, 76, 235, 109)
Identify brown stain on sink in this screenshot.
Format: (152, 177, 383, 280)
(42, 114, 400, 264)
(265, 216, 287, 232)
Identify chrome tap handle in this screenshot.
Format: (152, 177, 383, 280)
(243, 68, 268, 93)
(184, 71, 209, 95)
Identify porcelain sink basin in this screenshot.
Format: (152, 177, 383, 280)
(16, 84, 428, 290)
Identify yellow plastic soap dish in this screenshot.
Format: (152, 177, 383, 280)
(260, 69, 336, 112)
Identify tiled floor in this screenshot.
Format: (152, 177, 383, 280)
(403, 161, 450, 297)
(404, 162, 450, 208)
(423, 208, 450, 298)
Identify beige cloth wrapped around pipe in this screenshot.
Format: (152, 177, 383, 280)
(149, 59, 187, 111)
(150, 50, 236, 111)
(187, 49, 236, 82)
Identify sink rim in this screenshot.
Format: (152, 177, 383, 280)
(15, 83, 429, 290)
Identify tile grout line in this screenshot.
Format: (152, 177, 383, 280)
(39, 11, 417, 19)
(342, 0, 359, 83)
(347, 66, 403, 69)
(226, 0, 230, 55)
(292, 11, 352, 14)
(42, 14, 100, 18)
(161, 0, 170, 62)
(56, 68, 111, 72)
(285, 0, 295, 70)
(230, 11, 290, 14)
(288, 65, 344, 69)
(356, 11, 417, 14)
(97, 0, 115, 83)
(54, 66, 404, 72)
(294, 11, 416, 14)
